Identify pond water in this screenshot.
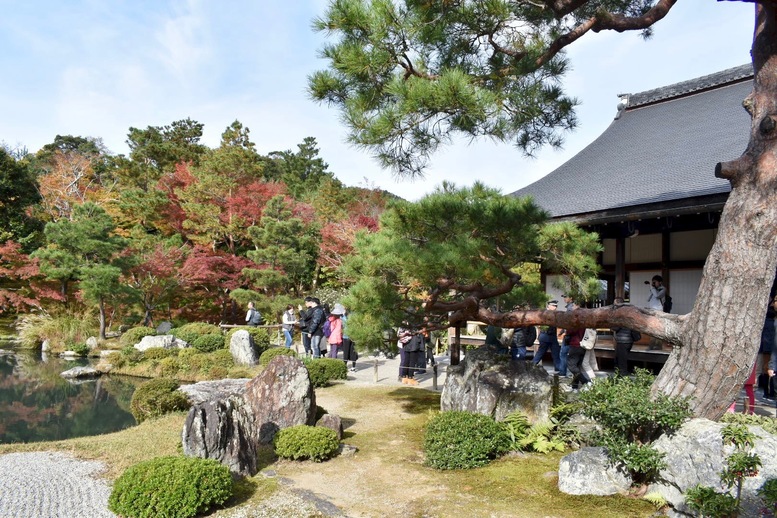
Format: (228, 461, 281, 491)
(0, 349, 145, 444)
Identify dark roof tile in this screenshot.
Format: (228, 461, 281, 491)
(511, 66, 752, 219)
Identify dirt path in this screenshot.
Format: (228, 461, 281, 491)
(269, 384, 445, 517)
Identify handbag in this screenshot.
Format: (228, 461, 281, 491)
(581, 328, 597, 350)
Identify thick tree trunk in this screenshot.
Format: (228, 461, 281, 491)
(653, 5, 777, 418)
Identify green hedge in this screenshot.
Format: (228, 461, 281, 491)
(273, 425, 340, 462)
(192, 333, 225, 353)
(424, 411, 510, 469)
(305, 358, 347, 388)
(130, 378, 190, 423)
(108, 456, 233, 518)
(171, 322, 221, 346)
(259, 347, 298, 366)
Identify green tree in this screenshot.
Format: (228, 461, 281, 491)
(268, 137, 334, 199)
(125, 118, 207, 190)
(31, 203, 127, 338)
(245, 195, 320, 297)
(0, 148, 42, 250)
(342, 183, 600, 346)
(312, 0, 777, 419)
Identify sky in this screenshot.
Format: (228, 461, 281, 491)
(0, 1, 756, 201)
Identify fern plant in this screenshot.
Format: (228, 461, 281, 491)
(502, 411, 568, 454)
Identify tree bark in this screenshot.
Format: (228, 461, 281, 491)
(651, 4, 777, 418)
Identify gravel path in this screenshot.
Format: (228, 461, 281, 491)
(0, 451, 115, 518)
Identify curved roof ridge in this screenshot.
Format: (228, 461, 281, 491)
(625, 63, 752, 108)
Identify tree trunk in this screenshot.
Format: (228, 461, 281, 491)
(652, 5, 777, 418)
(98, 297, 107, 340)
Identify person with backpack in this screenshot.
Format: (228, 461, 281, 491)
(245, 301, 262, 327)
(510, 325, 537, 361)
(325, 304, 345, 359)
(305, 297, 326, 358)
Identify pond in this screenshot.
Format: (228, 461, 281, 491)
(0, 349, 145, 444)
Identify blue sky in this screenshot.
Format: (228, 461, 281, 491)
(0, 1, 756, 200)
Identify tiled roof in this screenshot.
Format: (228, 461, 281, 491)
(511, 65, 753, 220)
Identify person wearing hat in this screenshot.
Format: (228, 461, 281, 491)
(326, 303, 346, 359)
(533, 300, 561, 371)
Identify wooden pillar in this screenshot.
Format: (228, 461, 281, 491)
(452, 323, 461, 366)
(615, 236, 626, 300)
(662, 231, 671, 295)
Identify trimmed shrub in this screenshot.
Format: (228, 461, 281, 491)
(210, 348, 235, 369)
(225, 327, 271, 355)
(130, 378, 190, 423)
(273, 425, 340, 462)
(576, 368, 692, 484)
(424, 411, 510, 469)
(207, 366, 228, 379)
(159, 356, 180, 377)
(120, 345, 144, 366)
(106, 351, 124, 368)
(305, 358, 347, 388)
(120, 326, 156, 348)
(143, 347, 175, 360)
(171, 322, 221, 346)
(260, 347, 298, 366)
(192, 333, 225, 353)
(108, 456, 233, 518)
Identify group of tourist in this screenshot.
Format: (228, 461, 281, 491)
(490, 276, 669, 390)
(244, 298, 358, 371)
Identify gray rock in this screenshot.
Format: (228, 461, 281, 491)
(60, 366, 101, 379)
(441, 345, 552, 422)
(316, 414, 343, 440)
(156, 321, 173, 334)
(649, 418, 777, 518)
(558, 447, 631, 496)
(338, 444, 358, 457)
(134, 334, 188, 351)
(86, 336, 98, 349)
(179, 378, 251, 405)
(182, 355, 316, 475)
(230, 329, 257, 366)
(243, 355, 316, 444)
(41, 339, 50, 352)
(182, 396, 258, 477)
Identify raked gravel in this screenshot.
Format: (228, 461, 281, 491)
(0, 451, 115, 518)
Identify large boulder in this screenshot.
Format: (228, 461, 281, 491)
(178, 378, 251, 406)
(558, 447, 631, 496)
(182, 397, 258, 477)
(134, 334, 188, 352)
(182, 355, 316, 476)
(229, 330, 257, 366)
(441, 345, 552, 422)
(648, 418, 777, 518)
(243, 355, 316, 444)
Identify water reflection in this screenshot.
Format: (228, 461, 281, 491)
(0, 350, 144, 444)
